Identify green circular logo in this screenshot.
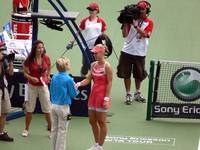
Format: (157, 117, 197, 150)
(170, 67, 200, 101)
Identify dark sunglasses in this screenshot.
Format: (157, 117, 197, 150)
(88, 8, 96, 11)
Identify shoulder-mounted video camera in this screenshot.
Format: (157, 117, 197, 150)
(117, 1, 151, 24)
(117, 4, 141, 24)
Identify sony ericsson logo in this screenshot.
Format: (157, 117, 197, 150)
(170, 67, 200, 102)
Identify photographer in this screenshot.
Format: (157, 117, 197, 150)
(0, 42, 14, 142)
(117, 1, 154, 105)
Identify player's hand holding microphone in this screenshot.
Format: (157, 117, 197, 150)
(66, 41, 74, 50)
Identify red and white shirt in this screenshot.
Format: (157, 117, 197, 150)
(24, 55, 50, 86)
(122, 17, 154, 56)
(79, 16, 107, 49)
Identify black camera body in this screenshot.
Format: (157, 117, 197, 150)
(117, 4, 141, 24)
(3, 53, 15, 62)
(0, 44, 15, 62)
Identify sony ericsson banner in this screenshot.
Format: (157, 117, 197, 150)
(6, 72, 90, 116)
(153, 103, 200, 118)
(170, 67, 200, 102)
(152, 66, 200, 119)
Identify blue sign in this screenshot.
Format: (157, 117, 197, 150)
(7, 72, 90, 116)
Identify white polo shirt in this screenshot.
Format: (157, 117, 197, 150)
(79, 16, 107, 49)
(122, 17, 153, 56)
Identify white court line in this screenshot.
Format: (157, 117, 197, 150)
(198, 137, 200, 150)
(106, 135, 176, 146)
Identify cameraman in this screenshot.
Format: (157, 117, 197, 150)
(117, 1, 154, 105)
(0, 42, 14, 142)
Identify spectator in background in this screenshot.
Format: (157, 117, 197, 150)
(13, 0, 29, 12)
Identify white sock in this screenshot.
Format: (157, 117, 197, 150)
(135, 89, 140, 94)
(126, 91, 131, 95)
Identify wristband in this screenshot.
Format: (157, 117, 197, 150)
(134, 25, 138, 29)
(77, 82, 81, 87)
(104, 97, 109, 101)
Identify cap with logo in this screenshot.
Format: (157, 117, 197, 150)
(137, 1, 148, 8)
(86, 2, 99, 10)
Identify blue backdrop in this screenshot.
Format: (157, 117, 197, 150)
(7, 72, 90, 117)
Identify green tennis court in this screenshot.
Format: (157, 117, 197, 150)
(1, 0, 200, 150)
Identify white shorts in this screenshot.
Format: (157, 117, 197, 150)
(25, 84, 51, 113)
(88, 106, 108, 112)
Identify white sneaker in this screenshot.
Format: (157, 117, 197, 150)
(134, 92, 146, 103)
(49, 133, 51, 139)
(96, 146, 103, 150)
(86, 143, 98, 150)
(125, 94, 132, 105)
(22, 130, 29, 137)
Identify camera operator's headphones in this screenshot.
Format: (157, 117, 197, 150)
(137, 1, 151, 14)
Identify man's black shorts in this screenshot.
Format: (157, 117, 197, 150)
(116, 51, 147, 81)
